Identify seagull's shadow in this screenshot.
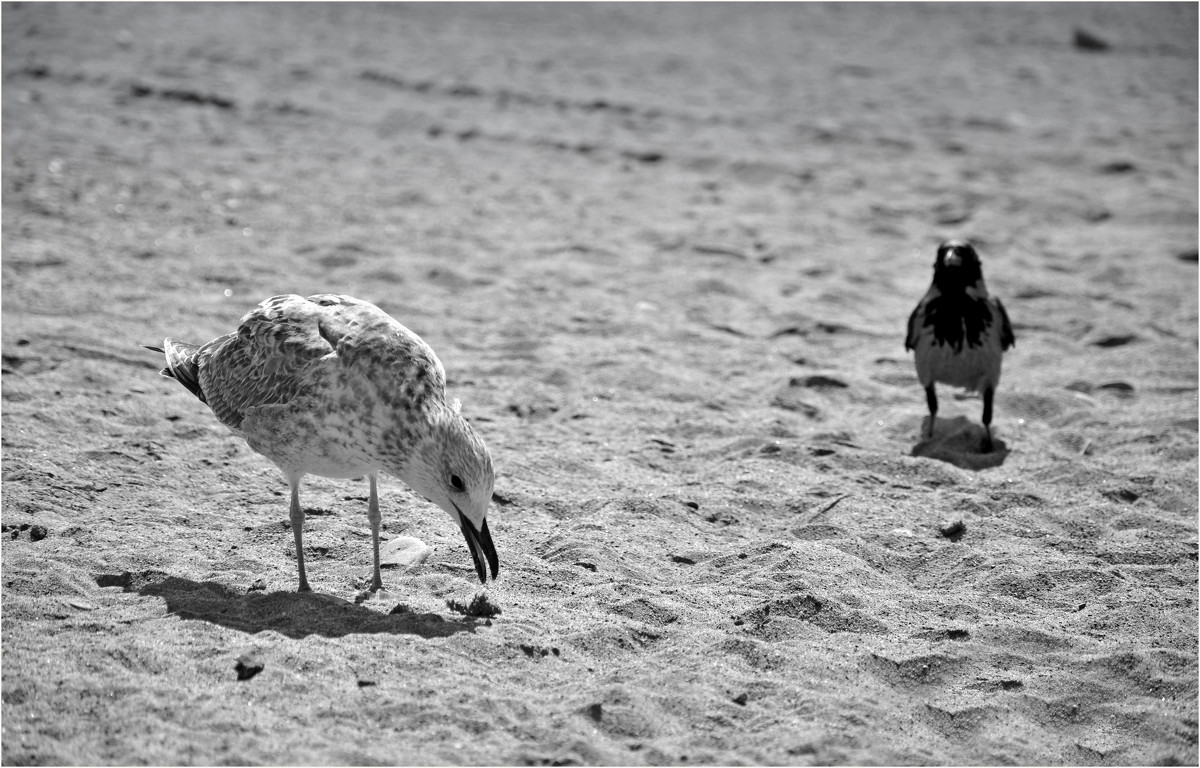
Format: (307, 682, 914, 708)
(95, 571, 479, 639)
(911, 415, 1009, 470)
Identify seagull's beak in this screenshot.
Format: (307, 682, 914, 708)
(456, 504, 499, 583)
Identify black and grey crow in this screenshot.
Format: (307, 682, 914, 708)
(905, 240, 1015, 452)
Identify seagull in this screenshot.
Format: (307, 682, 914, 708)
(905, 240, 1015, 452)
(144, 293, 498, 593)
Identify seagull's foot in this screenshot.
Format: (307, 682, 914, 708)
(351, 572, 387, 598)
(352, 588, 391, 604)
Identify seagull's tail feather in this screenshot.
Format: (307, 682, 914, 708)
(143, 338, 208, 404)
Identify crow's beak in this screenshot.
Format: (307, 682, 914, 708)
(458, 511, 499, 583)
(944, 251, 963, 268)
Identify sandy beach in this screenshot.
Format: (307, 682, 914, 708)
(2, 3, 1196, 764)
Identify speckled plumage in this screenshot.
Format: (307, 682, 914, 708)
(906, 241, 1015, 451)
(146, 294, 498, 592)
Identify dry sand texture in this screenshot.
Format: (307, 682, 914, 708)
(2, 3, 1197, 765)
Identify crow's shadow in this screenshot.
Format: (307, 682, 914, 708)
(911, 415, 1009, 470)
(94, 571, 479, 639)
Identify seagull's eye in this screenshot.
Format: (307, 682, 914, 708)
(449, 474, 465, 493)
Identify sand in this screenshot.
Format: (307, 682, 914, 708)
(2, 3, 1196, 765)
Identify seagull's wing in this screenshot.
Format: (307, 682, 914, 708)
(198, 295, 336, 430)
(306, 294, 447, 408)
(196, 294, 449, 431)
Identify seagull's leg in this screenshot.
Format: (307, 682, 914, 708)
(924, 384, 938, 439)
(367, 473, 384, 592)
(289, 472, 312, 593)
(981, 386, 995, 453)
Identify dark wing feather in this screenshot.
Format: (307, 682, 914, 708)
(905, 304, 922, 351)
(995, 298, 1015, 350)
(151, 338, 210, 404)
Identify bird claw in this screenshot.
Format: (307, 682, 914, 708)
(353, 583, 391, 605)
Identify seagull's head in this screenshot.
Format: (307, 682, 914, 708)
(933, 239, 986, 294)
(404, 399, 498, 584)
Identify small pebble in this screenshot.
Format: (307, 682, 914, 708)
(939, 520, 967, 541)
(1097, 382, 1135, 397)
(791, 374, 849, 389)
(1073, 27, 1110, 51)
(1091, 334, 1137, 348)
(1097, 160, 1136, 174)
(235, 657, 264, 681)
